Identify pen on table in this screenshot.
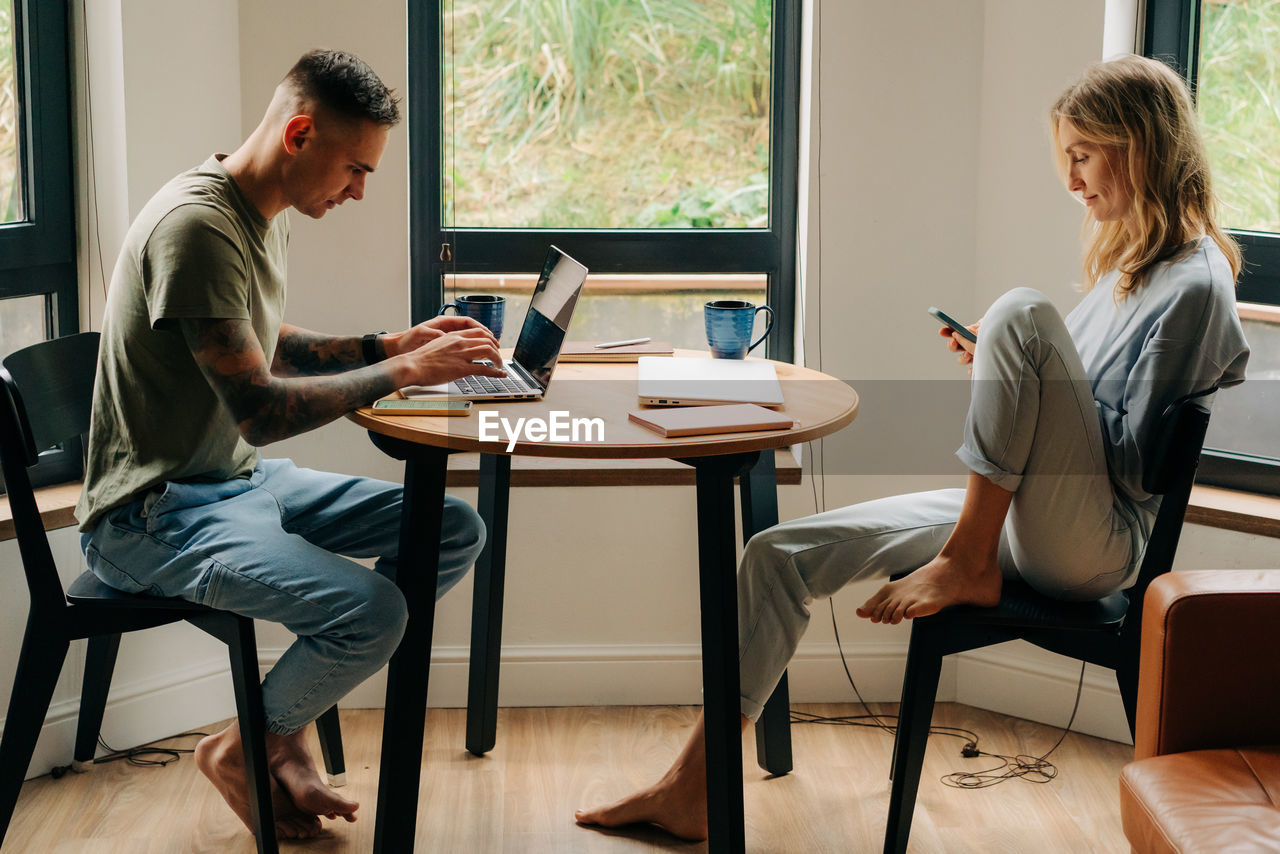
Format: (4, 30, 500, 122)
(595, 337, 651, 349)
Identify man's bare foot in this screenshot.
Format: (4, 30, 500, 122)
(267, 729, 359, 824)
(575, 773, 709, 842)
(855, 551, 1002, 624)
(194, 725, 323, 840)
(272, 784, 327, 840)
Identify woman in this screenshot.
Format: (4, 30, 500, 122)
(576, 55, 1249, 841)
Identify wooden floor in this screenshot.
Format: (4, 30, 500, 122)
(7, 703, 1132, 853)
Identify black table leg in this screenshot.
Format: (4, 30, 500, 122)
(466, 452, 511, 755)
(738, 448, 778, 539)
(738, 450, 794, 776)
(369, 437, 449, 854)
(685, 451, 759, 854)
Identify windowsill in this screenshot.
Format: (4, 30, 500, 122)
(1238, 302, 1280, 324)
(0, 481, 83, 541)
(6, 469, 1275, 543)
(1183, 484, 1280, 538)
(447, 273, 767, 296)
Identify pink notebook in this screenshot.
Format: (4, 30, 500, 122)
(628, 403, 794, 438)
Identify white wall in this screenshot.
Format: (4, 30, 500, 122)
(120, 0, 241, 218)
(5, 0, 1279, 781)
(973, 0, 1103, 311)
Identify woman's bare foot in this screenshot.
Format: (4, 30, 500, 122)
(856, 551, 1002, 624)
(856, 470, 1012, 624)
(194, 724, 323, 840)
(576, 712, 751, 842)
(575, 772, 709, 842)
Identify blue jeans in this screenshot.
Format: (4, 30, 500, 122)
(81, 458, 484, 735)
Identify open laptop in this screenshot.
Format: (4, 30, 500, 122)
(637, 356, 785, 407)
(409, 245, 588, 401)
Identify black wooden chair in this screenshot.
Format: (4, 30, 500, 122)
(0, 332, 344, 854)
(880, 389, 1214, 854)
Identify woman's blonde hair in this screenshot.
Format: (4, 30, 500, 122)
(1050, 55, 1241, 295)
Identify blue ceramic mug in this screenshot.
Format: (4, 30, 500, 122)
(704, 299, 774, 359)
(438, 294, 505, 339)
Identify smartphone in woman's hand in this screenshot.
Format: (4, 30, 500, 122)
(927, 307, 978, 344)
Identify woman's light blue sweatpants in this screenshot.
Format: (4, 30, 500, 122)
(737, 288, 1137, 720)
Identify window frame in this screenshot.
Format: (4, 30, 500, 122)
(407, 0, 802, 363)
(0, 0, 80, 490)
(1145, 0, 1280, 496)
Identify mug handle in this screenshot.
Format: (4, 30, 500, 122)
(747, 305, 775, 354)
(437, 303, 459, 316)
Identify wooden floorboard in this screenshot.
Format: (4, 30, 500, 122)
(6, 703, 1132, 853)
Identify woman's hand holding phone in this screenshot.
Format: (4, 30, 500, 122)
(927, 307, 980, 366)
(940, 322, 979, 361)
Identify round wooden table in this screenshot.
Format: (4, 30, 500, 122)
(350, 352, 858, 854)
(351, 350, 857, 458)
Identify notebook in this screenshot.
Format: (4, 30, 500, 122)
(636, 356, 785, 407)
(629, 403, 794, 437)
(559, 341, 675, 362)
(405, 246, 588, 401)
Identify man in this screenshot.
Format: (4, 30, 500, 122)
(75, 49, 507, 840)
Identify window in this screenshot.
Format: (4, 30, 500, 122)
(1145, 0, 1280, 495)
(0, 0, 79, 488)
(410, 0, 800, 359)
(1, 0, 23, 225)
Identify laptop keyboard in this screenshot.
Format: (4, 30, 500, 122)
(455, 361, 535, 396)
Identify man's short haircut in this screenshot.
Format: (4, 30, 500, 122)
(283, 49, 401, 127)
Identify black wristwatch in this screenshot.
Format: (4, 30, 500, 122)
(362, 331, 388, 365)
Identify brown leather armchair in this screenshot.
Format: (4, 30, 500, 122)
(1120, 569, 1280, 852)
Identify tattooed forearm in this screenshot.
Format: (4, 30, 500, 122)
(272, 323, 366, 376)
(181, 318, 399, 446)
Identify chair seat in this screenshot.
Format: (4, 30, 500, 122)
(923, 578, 1130, 631)
(1121, 747, 1280, 853)
(66, 571, 210, 612)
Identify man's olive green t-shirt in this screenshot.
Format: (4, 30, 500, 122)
(76, 155, 288, 530)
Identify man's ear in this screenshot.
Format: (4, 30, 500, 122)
(282, 115, 315, 155)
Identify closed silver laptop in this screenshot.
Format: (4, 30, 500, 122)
(636, 356, 785, 407)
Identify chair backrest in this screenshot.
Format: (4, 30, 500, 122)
(0, 332, 101, 615)
(2, 332, 100, 460)
(1123, 387, 1215, 632)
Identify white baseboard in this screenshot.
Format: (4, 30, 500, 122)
(15, 639, 1128, 781)
(17, 661, 237, 781)
(954, 642, 1133, 744)
(274, 640, 1127, 741)
(308, 641, 928, 711)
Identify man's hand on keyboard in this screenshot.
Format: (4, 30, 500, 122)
(391, 328, 506, 387)
(383, 315, 497, 358)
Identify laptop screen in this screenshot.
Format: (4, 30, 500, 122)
(512, 246, 588, 388)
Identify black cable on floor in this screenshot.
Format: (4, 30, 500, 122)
(49, 730, 209, 779)
(789, 599, 1087, 788)
(94, 730, 209, 768)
